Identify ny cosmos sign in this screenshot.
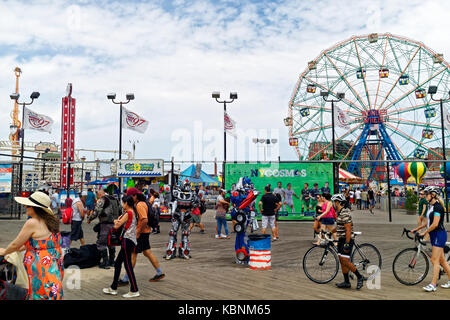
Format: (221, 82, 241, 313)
(250, 168, 307, 178)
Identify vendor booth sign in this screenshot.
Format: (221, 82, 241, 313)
(0, 165, 12, 193)
(117, 160, 164, 177)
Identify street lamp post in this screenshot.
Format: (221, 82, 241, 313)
(321, 91, 345, 194)
(107, 93, 135, 197)
(9, 91, 40, 199)
(212, 91, 237, 189)
(429, 86, 450, 222)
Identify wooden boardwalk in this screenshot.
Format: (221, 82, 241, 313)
(1, 208, 449, 300)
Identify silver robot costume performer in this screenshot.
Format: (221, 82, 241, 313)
(164, 180, 200, 260)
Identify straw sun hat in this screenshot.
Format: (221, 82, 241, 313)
(14, 191, 54, 215)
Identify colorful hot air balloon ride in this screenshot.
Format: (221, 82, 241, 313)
(408, 162, 427, 185)
(396, 162, 410, 183)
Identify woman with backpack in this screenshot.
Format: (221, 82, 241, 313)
(103, 195, 140, 298)
(117, 188, 165, 287)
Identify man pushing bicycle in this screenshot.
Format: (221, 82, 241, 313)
(330, 194, 366, 290)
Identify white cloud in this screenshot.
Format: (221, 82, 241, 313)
(0, 0, 448, 171)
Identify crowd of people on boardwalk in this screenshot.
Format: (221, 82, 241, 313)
(1, 180, 449, 300)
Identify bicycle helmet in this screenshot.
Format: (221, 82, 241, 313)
(331, 194, 346, 203)
(424, 186, 440, 195)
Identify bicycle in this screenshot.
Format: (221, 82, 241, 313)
(303, 231, 382, 284)
(392, 228, 450, 286)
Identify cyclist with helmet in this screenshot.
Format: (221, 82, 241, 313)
(330, 194, 366, 290)
(411, 186, 450, 292)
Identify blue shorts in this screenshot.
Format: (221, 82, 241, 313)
(320, 217, 335, 225)
(86, 203, 95, 210)
(429, 230, 447, 249)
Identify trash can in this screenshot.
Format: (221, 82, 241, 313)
(248, 234, 271, 270)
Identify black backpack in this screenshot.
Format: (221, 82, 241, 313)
(199, 200, 206, 214)
(143, 201, 158, 229)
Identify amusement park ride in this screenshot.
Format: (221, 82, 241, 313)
(286, 33, 450, 181)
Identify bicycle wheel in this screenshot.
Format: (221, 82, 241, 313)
(303, 246, 339, 284)
(351, 243, 382, 280)
(392, 248, 429, 285)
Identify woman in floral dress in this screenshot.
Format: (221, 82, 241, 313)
(0, 191, 64, 300)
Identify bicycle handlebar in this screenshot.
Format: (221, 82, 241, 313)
(402, 228, 426, 245)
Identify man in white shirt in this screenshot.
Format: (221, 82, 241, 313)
(355, 188, 362, 210)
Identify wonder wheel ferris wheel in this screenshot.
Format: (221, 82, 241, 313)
(286, 33, 450, 180)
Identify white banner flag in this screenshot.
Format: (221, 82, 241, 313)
(444, 107, 450, 132)
(122, 106, 149, 133)
(335, 105, 350, 130)
(224, 111, 237, 138)
(23, 107, 54, 133)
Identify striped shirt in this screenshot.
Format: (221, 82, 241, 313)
(336, 208, 353, 239)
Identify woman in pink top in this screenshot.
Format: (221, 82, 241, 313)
(316, 193, 337, 242)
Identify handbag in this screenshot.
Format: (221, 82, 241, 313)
(107, 211, 133, 247)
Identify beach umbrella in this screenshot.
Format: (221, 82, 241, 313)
(408, 162, 427, 185)
(396, 163, 410, 183)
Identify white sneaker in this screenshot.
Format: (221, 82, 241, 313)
(440, 281, 450, 289)
(103, 287, 118, 295)
(215, 234, 220, 239)
(123, 291, 140, 298)
(220, 234, 229, 238)
(423, 284, 437, 292)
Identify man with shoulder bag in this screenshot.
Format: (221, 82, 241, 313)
(87, 189, 120, 269)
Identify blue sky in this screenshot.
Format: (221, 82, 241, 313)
(0, 0, 449, 172)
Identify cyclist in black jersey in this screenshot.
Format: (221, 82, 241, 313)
(411, 186, 450, 292)
(330, 194, 366, 290)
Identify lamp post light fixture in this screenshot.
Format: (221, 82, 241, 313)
(9, 91, 40, 200)
(321, 90, 345, 194)
(107, 93, 135, 196)
(212, 91, 237, 188)
(429, 85, 450, 221)
(252, 138, 278, 162)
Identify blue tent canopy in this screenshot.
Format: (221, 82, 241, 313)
(180, 165, 220, 187)
(389, 179, 404, 186)
(85, 180, 103, 185)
